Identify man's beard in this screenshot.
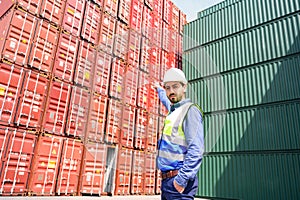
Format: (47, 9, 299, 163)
(170, 98, 178, 103)
(169, 94, 180, 103)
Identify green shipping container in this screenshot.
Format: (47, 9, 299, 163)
(203, 101, 300, 153)
(197, 153, 300, 200)
(183, 0, 300, 199)
(183, 12, 300, 79)
(187, 54, 300, 112)
(184, 0, 300, 50)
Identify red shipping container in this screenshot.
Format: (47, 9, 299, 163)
(123, 66, 139, 106)
(155, 169, 161, 194)
(178, 34, 183, 54)
(2, 0, 41, 16)
(144, 0, 154, 10)
(140, 37, 151, 73)
(80, 142, 107, 195)
(28, 134, 64, 195)
(98, 12, 116, 54)
(74, 41, 96, 88)
(42, 79, 72, 135)
(28, 19, 59, 73)
(0, 126, 10, 160)
(120, 104, 136, 148)
(177, 53, 182, 70)
(162, 0, 172, 24)
(14, 70, 49, 129)
(153, 0, 163, 16)
(93, 50, 112, 96)
(170, 4, 180, 31)
(86, 94, 108, 142)
(113, 21, 129, 59)
(160, 50, 167, 76)
(160, 50, 172, 81)
(65, 86, 90, 138)
(129, 0, 144, 32)
(61, 0, 85, 36)
(148, 83, 159, 115)
(151, 11, 162, 48)
(135, 108, 148, 150)
(169, 30, 179, 54)
(146, 114, 158, 152)
(0, 8, 37, 65)
(0, 129, 37, 195)
(53, 32, 80, 83)
(102, 0, 118, 17)
(118, 0, 132, 25)
(109, 58, 126, 100)
(0, 1, 14, 17)
(131, 150, 145, 194)
(179, 10, 187, 35)
(137, 70, 150, 109)
(150, 47, 161, 67)
(160, 49, 168, 69)
(161, 21, 171, 52)
(81, 1, 102, 44)
(93, 0, 104, 7)
(142, 6, 152, 39)
(115, 148, 133, 195)
(56, 138, 83, 195)
(167, 52, 176, 68)
(149, 47, 161, 81)
(127, 30, 141, 66)
(167, 53, 178, 68)
(105, 98, 122, 144)
(39, 0, 66, 26)
(0, 63, 25, 125)
(144, 152, 156, 195)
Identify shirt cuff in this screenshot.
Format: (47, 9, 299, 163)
(174, 173, 188, 188)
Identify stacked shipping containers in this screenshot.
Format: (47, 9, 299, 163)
(0, 0, 187, 196)
(183, 0, 300, 199)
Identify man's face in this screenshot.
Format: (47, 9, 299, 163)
(164, 81, 186, 103)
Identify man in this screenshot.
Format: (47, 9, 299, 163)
(156, 68, 204, 200)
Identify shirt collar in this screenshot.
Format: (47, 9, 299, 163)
(170, 99, 192, 112)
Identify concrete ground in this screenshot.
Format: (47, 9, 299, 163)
(0, 195, 208, 200)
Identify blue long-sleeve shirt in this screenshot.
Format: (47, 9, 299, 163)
(156, 86, 171, 112)
(156, 89, 204, 188)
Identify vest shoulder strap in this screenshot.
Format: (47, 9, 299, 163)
(193, 103, 204, 118)
(182, 103, 204, 124)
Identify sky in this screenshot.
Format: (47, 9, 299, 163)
(172, 0, 225, 22)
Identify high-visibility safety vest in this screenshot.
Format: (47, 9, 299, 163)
(157, 102, 201, 172)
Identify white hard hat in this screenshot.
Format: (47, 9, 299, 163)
(163, 68, 188, 84)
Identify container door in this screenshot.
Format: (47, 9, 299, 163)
(103, 146, 117, 194)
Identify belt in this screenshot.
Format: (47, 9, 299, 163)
(161, 170, 179, 180)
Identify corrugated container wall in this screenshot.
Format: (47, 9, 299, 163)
(182, 0, 300, 199)
(0, 0, 187, 197)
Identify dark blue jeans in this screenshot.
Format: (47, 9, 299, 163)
(161, 176, 198, 200)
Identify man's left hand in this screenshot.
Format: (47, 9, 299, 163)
(153, 82, 161, 89)
(173, 179, 185, 193)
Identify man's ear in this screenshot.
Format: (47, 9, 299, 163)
(183, 84, 187, 93)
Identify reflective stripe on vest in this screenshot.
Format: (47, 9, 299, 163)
(158, 102, 193, 161)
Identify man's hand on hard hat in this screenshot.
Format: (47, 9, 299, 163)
(173, 179, 185, 193)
